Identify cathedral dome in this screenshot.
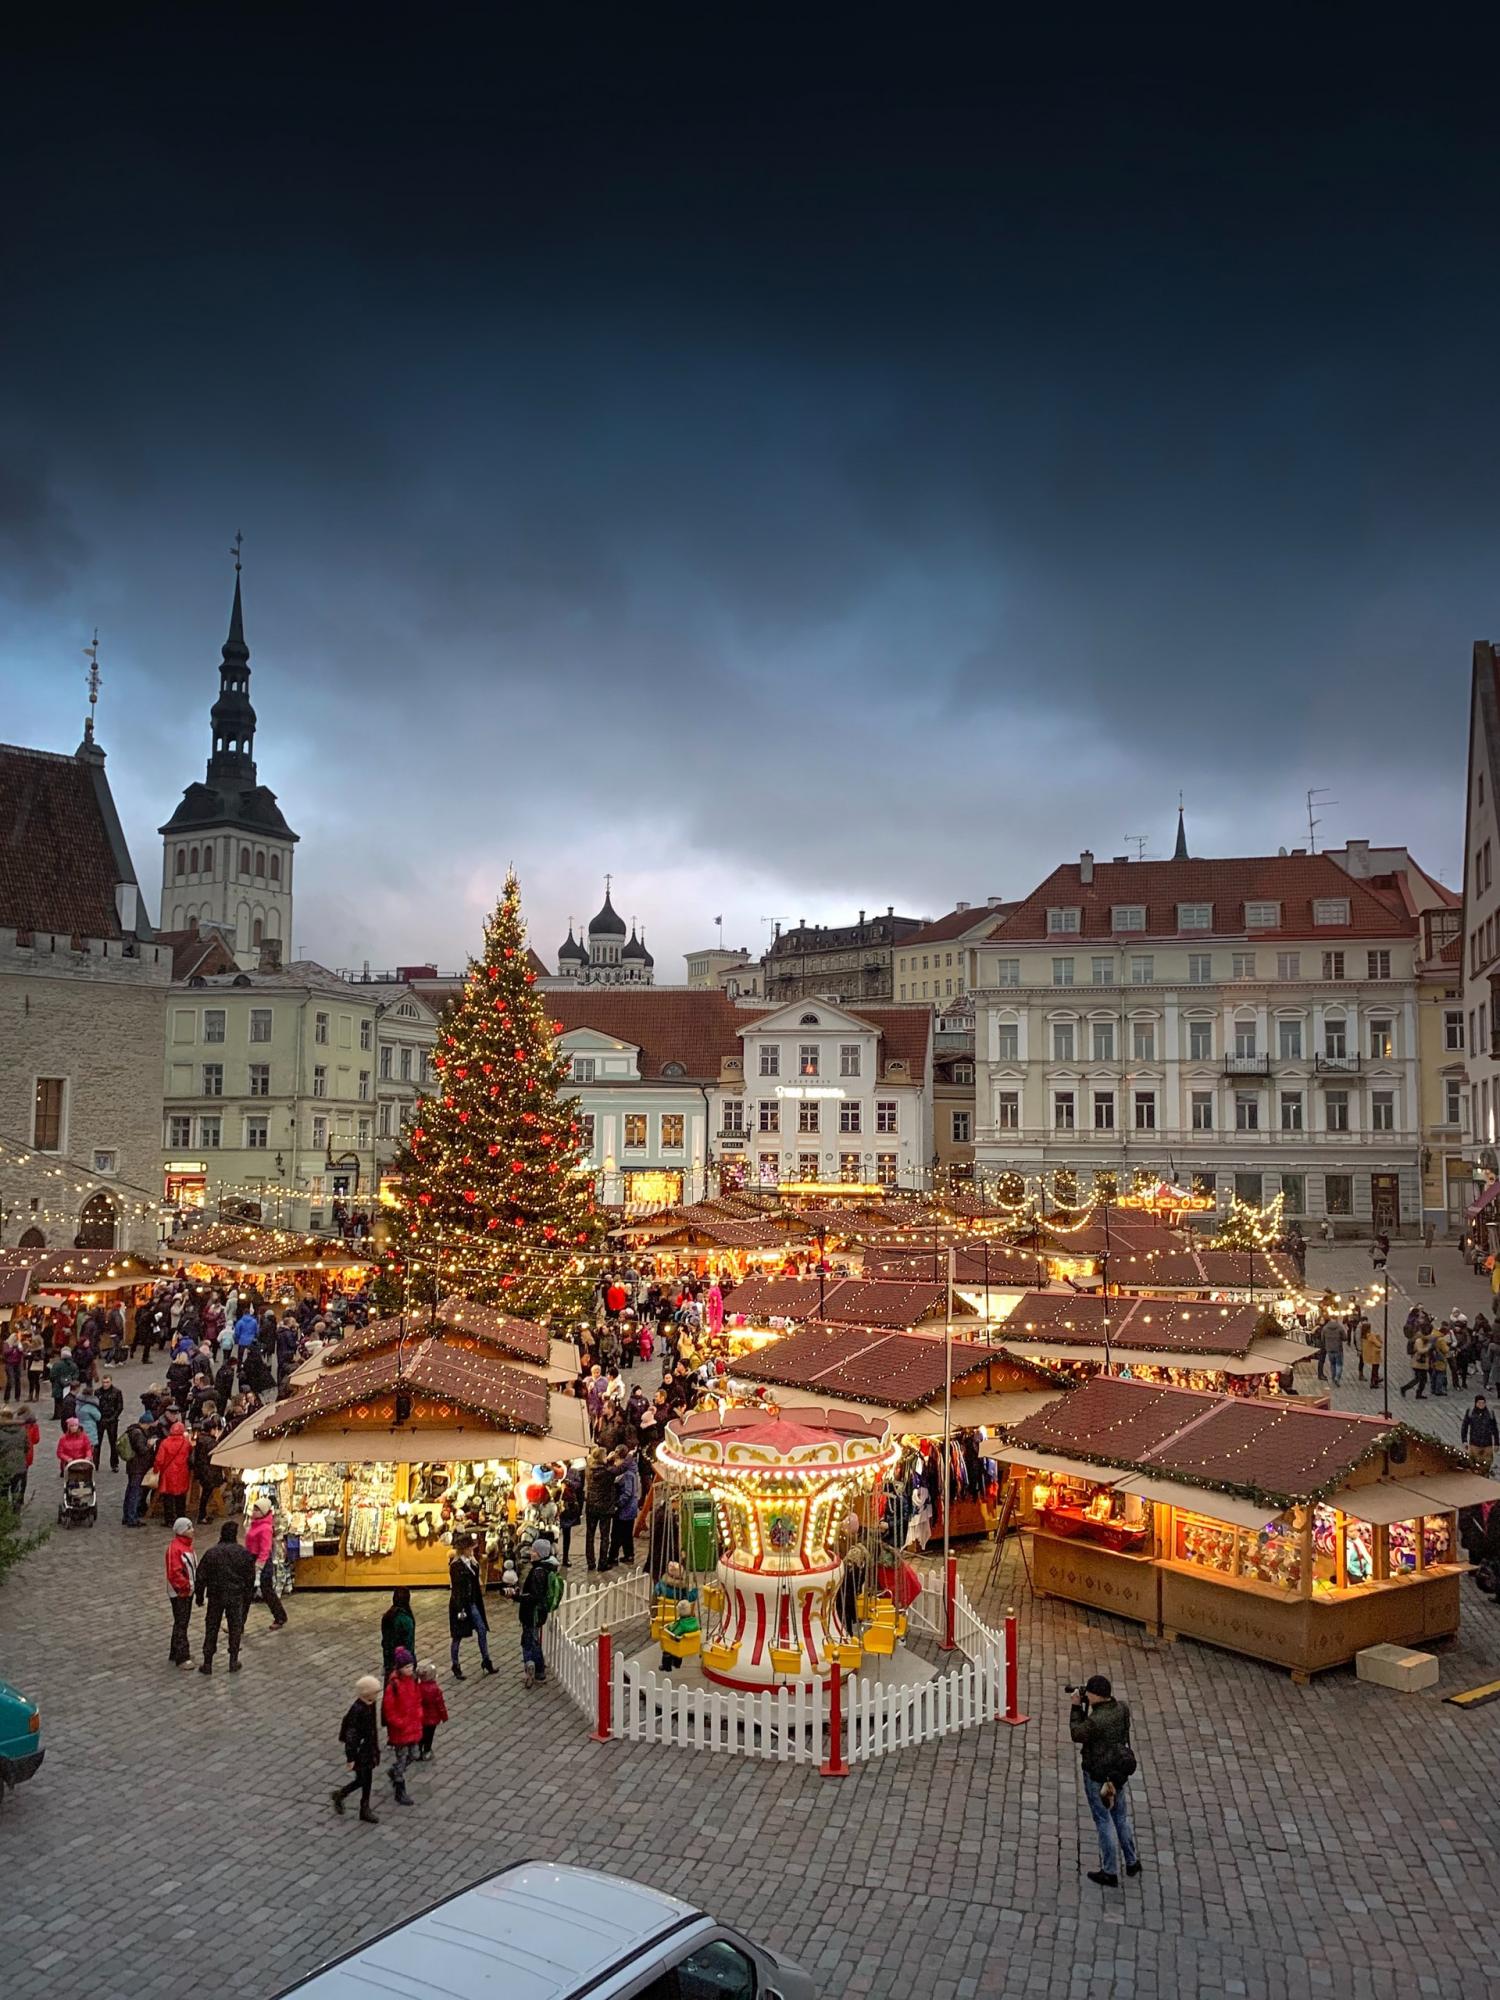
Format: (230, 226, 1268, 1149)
(588, 886, 627, 938)
(558, 927, 588, 964)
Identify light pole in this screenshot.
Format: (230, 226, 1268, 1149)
(1382, 1263, 1391, 1419)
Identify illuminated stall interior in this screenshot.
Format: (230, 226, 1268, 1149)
(0, 1246, 166, 1324)
(166, 1222, 372, 1299)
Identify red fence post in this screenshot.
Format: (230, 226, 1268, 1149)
(820, 1659, 848, 1777)
(941, 1554, 957, 1651)
(1003, 1607, 1028, 1725)
(591, 1627, 613, 1741)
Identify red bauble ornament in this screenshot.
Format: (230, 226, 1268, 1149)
(525, 972, 536, 984)
(488, 1086, 499, 1098)
(482, 1063, 493, 1075)
(575, 1231, 588, 1243)
(552, 1019, 565, 1034)
(488, 967, 499, 981)
(510, 1160, 523, 1173)
(504, 947, 515, 958)
(458, 1111, 470, 1123)
(456, 1066, 468, 1079)
(514, 1048, 526, 1060)
(486, 1218, 500, 1231)
(538, 1131, 553, 1147)
(463, 1190, 478, 1204)
(521, 1111, 537, 1125)
(544, 1226, 556, 1239)
(487, 1143, 500, 1157)
(418, 1193, 433, 1206)
(501, 1274, 514, 1288)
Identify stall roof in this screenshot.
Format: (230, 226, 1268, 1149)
(1326, 1481, 1437, 1525)
(1112, 1472, 1284, 1531)
(998, 1293, 1270, 1357)
(311, 1300, 553, 1372)
(249, 1337, 550, 1441)
(734, 1321, 1060, 1410)
(0, 1247, 165, 1305)
(723, 1274, 972, 1329)
(167, 1223, 371, 1272)
(212, 1421, 586, 1470)
(1398, 1470, 1500, 1511)
(862, 1245, 1043, 1289)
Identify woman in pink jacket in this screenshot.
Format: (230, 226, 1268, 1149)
(244, 1495, 288, 1629)
(56, 1417, 93, 1470)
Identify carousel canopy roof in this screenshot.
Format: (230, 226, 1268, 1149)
(247, 1337, 550, 1441)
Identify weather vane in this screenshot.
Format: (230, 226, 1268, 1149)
(230, 529, 244, 573)
(82, 628, 101, 743)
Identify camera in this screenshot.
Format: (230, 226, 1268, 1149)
(1064, 1683, 1083, 1694)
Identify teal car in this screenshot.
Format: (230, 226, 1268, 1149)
(0, 1678, 43, 1802)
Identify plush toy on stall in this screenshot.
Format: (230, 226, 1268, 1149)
(499, 1562, 521, 1602)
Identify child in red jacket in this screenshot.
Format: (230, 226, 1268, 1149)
(417, 1661, 449, 1760)
(381, 1648, 423, 1803)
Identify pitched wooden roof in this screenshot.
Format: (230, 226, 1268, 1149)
(252, 1338, 549, 1439)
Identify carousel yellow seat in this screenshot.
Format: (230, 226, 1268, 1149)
(768, 1643, 802, 1675)
(831, 1639, 863, 1670)
(660, 1625, 701, 1659)
(862, 1620, 896, 1656)
(701, 1639, 739, 1672)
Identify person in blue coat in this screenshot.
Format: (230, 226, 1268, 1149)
(611, 1450, 641, 1568)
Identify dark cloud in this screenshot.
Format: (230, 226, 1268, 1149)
(2, 11, 1495, 973)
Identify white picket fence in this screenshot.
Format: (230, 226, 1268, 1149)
(550, 1563, 1021, 1770)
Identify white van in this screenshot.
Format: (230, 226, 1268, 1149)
(278, 1862, 816, 2000)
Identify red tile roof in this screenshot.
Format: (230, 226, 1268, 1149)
(0, 744, 138, 939)
(550, 989, 756, 1079)
(990, 852, 1414, 944)
(157, 925, 240, 980)
(903, 904, 1015, 947)
(734, 1322, 1037, 1408)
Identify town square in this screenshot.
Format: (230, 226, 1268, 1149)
(4, 12, 1500, 2000)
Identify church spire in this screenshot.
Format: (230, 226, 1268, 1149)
(1173, 798, 1189, 861)
(208, 535, 257, 784)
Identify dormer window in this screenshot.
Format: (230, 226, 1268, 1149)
(1177, 903, 1212, 930)
(1245, 901, 1280, 928)
(1312, 898, 1350, 926)
(1047, 907, 1081, 934)
(1112, 906, 1146, 931)
(799, 1012, 820, 1025)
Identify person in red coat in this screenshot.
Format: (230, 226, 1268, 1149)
(55, 1416, 93, 1471)
(165, 1518, 197, 1669)
(152, 1421, 191, 1526)
(416, 1662, 449, 1760)
(381, 1648, 423, 1803)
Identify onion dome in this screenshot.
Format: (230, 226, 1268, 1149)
(589, 884, 627, 938)
(558, 927, 588, 964)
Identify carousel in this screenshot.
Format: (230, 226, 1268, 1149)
(649, 1405, 925, 1689)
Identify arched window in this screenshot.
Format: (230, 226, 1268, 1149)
(175, 847, 186, 879)
(78, 1191, 117, 1250)
(252, 918, 264, 948)
(202, 848, 212, 879)
(189, 845, 199, 874)
(269, 853, 281, 883)
(18, 1226, 45, 1249)
(255, 848, 266, 877)
(240, 846, 251, 874)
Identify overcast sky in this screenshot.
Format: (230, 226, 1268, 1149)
(4, 12, 1496, 976)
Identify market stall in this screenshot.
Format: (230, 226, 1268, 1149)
(991, 1292, 1316, 1397)
(213, 1337, 588, 1588)
(720, 1274, 977, 1358)
(165, 1223, 373, 1304)
(996, 1375, 1500, 1679)
(291, 1294, 576, 1384)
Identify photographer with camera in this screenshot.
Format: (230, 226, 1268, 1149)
(1068, 1674, 1142, 1888)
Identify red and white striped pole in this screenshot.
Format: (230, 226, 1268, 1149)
(592, 1627, 614, 1741)
(941, 1552, 957, 1651)
(820, 1659, 848, 1777)
(1002, 1606, 1027, 1725)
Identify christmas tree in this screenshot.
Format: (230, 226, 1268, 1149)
(1212, 1189, 1285, 1253)
(392, 873, 604, 1311)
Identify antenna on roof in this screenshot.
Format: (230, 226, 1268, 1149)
(1123, 835, 1148, 862)
(1306, 787, 1337, 854)
(82, 629, 101, 743)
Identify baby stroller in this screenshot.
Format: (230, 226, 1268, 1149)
(57, 1456, 98, 1528)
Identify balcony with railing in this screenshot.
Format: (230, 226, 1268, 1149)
(975, 1122, 1414, 1149)
(1314, 1052, 1362, 1074)
(1223, 1053, 1270, 1075)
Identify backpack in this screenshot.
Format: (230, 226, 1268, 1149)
(544, 1567, 566, 1615)
(1099, 1742, 1138, 1786)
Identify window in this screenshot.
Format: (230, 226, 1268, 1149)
(1321, 951, 1346, 980)
(1130, 955, 1154, 984)
(1445, 1010, 1465, 1051)
(1273, 952, 1300, 981)
(1324, 1016, 1347, 1058)
(797, 1100, 820, 1134)
(838, 1152, 862, 1183)
(799, 1044, 819, 1077)
(898, 985, 906, 1001)
(311, 1114, 328, 1146)
(996, 958, 1020, 987)
(32, 1078, 66, 1151)
(1280, 1091, 1303, 1131)
(92, 1149, 117, 1175)
(1191, 1091, 1214, 1131)
(876, 1100, 898, 1134)
(1093, 1091, 1115, 1130)
(1131, 1021, 1155, 1061)
(254, 847, 266, 877)
(661, 1114, 685, 1149)
(1231, 951, 1256, 979)
(358, 1069, 371, 1100)
(359, 1018, 373, 1050)
(1235, 1092, 1259, 1131)
(202, 1008, 226, 1043)
(198, 1114, 221, 1149)
(952, 1061, 974, 1084)
(1092, 1021, 1115, 1061)
(875, 1153, 897, 1187)
(1053, 1091, 1075, 1130)
(623, 1114, 647, 1150)
(1052, 1021, 1075, 1061)
(249, 1063, 270, 1096)
(1368, 1019, 1393, 1059)
(399, 1047, 412, 1082)
(997, 1092, 1019, 1130)
(1313, 899, 1350, 926)
(249, 1008, 272, 1043)
(759, 1046, 780, 1077)
(380, 1045, 393, 1079)
(314, 1011, 329, 1044)
(571, 1056, 596, 1083)
(1134, 1090, 1156, 1130)
(245, 1115, 268, 1150)
(1234, 1020, 1257, 1058)
(1196, 1172, 1217, 1199)
(951, 1109, 972, 1143)
(569, 1112, 594, 1154)
(175, 848, 186, 879)
(312, 1064, 327, 1098)
(1047, 907, 1080, 933)
(758, 1101, 779, 1133)
(839, 1044, 861, 1077)
(251, 918, 264, 950)
(1445, 1079, 1464, 1125)
(830, 1100, 858, 1136)
(172, 1008, 195, 1044)
(1188, 953, 1212, 984)
(1325, 1091, 1350, 1133)
(1091, 956, 1113, 986)
(1279, 1173, 1305, 1214)
(167, 1114, 193, 1148)
(1245, 901, 1280, 929)
(1325, 1173, 1353, 1216)
(1112, 905, 1146, 931)
(1052, 957, 1075, 986)
(1178, 903, 1212, 930)
(1235, 1172, 1262, 1205)
(1188, 1019, 1213, 1061)
(721, 1099, 745, 1135)
(1370, 1090, 1395, 1132)
(1277, 1018, 1303, 1060)
(239, 845, 251, 875)
(202, 1063, 223, 1096)
(357, 1116, 371, 1147)
(996, 1024, 1019, 1060)
(1366, 950, 1391, 980)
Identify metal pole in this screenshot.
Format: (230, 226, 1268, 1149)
(1382, 1264, 1391, 1419)
(1101, 1201, 1113, 1376)
(942, 1243, 954, 1596)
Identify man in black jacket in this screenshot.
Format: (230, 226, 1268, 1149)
(331, 1675, 382, 1823)
(195, 1520, 257, 1674)
(584, 1449, 618, 1572)
(518, 1537, 556, 1686)
(96, 1376, 125, 1472)
(1069, 1674, 1142, 1888)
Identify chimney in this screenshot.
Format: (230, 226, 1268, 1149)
(858, 909, 865, 924)
(955, 901, 969, 913)
(1342, 839, 1370, 874)
(886, 905, 893, 916)
(258, 937, 283, 973)
(1113, 856, 1129, 864)
(986, 894, 1002, 908)
(1079, 850, 1094, 885)
(114, 882, 139, 932)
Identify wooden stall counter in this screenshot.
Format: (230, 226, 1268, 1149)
(1033, 1528, 1162, 1630)
(1157, 1560, 1462, 1680)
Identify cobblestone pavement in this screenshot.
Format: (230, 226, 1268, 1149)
(4, 1257, 1500, 2000)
